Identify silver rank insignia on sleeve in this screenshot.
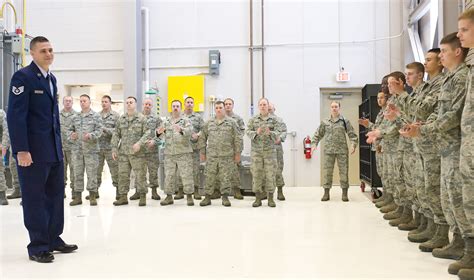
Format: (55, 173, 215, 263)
(12, 86, 25, 95)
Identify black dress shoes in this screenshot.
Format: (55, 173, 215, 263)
(50, 244, 78, 253)
(29, 251, 54, 263)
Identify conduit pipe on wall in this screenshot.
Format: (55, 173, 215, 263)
(141, 6, 150, 92)
(249, 0, 254, 115)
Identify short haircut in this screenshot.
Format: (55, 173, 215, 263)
(406, 62, 425, 73)
(440, 32, 469, 60)
(63, 95, 73, 101)
(224, 98, 234, 104)
(215, 100, 225, 107)
(459, 8, 474, 22)
(428, 48, 441, 55)
(184, 96, 194, 102)
(171, 100, 182, 107)
(102, 95, 112, 102)
(30, 36, 49, 50)
(389, 71, 406, 84)
(80, 94, 90, 100)
(126, 96, 137, 102)
(331, 101, 341, 107)
(258, 97, 269, 105)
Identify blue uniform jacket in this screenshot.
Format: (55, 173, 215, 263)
(7, 62, 63, 163)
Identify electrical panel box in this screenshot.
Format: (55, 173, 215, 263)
(12, 36, 22, 54)
(209, 50, 221, 76)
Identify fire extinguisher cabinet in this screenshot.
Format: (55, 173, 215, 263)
(359, 84, 382, 196)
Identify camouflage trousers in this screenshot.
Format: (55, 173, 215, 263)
(164, 153, 194, 195)
(251, 152, 276, 194)
(230, 161, 241, 189)
(0, 160, 6, 192)
(8, 152, 19, 191)
(375, 152, 384, 187)
(322, 153, 349, 189)
(97, 149, 119, 189)
(177, 150, 200, 190)
(394, 150, 411, 207)
(440, 151, 472, 237)
(144, 152, 159, 189)
(204, 156, 236, 195)
(415, 153, 446, 224)
(275, 144, 285, 188)
(118, 154, 147, 195)
(387, 153, 403, 206)
(460, 153, 474, 237)
(402, 151, 418, 208)
(63, 150, 74, 191)
(72, 152, 99, 193)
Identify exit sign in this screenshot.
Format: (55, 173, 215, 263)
(336, 71, 350, 82)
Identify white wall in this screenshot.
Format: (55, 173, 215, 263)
(12, 0, 404, 187)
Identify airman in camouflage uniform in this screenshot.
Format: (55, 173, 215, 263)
(140, 98, 163, 201)
(224, 98, 245, 199)
(97, 95, 119, 199)
(175, 96, 204, 200)
(0, 110, 8, 205)
(199, 101, 241, 207)
(312, 101, 358, 202)
(157, 100, 195, 206)
(2, 114, 21, 201)
(402, 33, 473, 276)
(269, 103, 288, 201)
(456, 11, 474, 279)
(59, 96, 76, 198)
(68, 95, 103, 206)
(247, 98, 281, 207)
(111, 97, 150, 207)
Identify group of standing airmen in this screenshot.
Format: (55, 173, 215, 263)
(363, 9, 474, 280)
(54, 94, 288, 208)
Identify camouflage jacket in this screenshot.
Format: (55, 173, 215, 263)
(99, 110, 119, 151)
(312, 115, 358, 154)
(391, 91, 414, 151)
(68, 110, 103, 153)
(461, 66, 474, 157)
(143, 113, 163, 154)
(368, 107, 385, 152)
(183, 111, 204, 150)
(158, 114, 193, 156)
(421, 63, 468, 156)
(0, 109, 5, 144)
(227, 112, 245, 152)
(379, 96, 402, 153)
(111, 112, 150, 156)
(247, 113, 281, 156)
(198, 116, 241, 158)
(271, 113, 288, 146)
(60, 109, 77, 151)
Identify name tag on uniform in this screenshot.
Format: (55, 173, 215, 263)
(34, 90, 44, 94)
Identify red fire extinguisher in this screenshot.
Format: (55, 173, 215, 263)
(304, 136, 312, 159)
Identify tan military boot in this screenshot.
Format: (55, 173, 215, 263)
(129, 190, 140, 200)
(342, 188, 349, 202)
(277, 186, 285, 201)
(222, 194, 231, 207)
(7, 188, 21, 199)
(174, 188, 184, 200)
(210, 189, 221, 199)
(433, 232, 465, 260)
(373, 192, 385, 203)
(448, 238, 474, 275)
(375, 193, 393, 208)
(389, 206, 413, 227)
(151, 187, 161, 200)
(0, 191, 8, 205)
(86, 191, 99, 200)
(160, 195, 174, 206)
(398, 211, 421, 231)
(383, 206, 403, 220)
(419, 224, 449, 252)
(458, 268, 474, 280)
(268, 192, 276, 207)
(113, 195, 128, 206)
(252, 192, 262, 207)
(186, 194, 194, 206)
(233, 187, 243, 200)
(139, 194, 146, 206)
(380, 202, 398, 213)
(409, 215, 427, 236)
(89, 192, 98, 206)
(193, 186, 201, 200)
(200, 195, 211, 206)
(69, 193, 82, 206)
(321, 189, 330, 202)
(408, 217, 436, 243)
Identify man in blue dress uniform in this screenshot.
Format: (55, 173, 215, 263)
(7, 36, 78, 263)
